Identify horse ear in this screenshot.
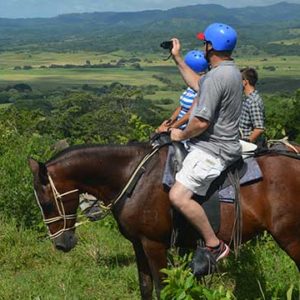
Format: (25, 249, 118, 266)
(28, 158, 49, 185)
(28, 158, 39, 174)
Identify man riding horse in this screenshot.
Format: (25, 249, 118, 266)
(169, 23, 242, 274)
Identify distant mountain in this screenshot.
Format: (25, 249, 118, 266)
(0, 2, 299, 55)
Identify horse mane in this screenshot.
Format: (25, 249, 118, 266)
(46, 142, 150, 165)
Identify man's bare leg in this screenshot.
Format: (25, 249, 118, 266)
(169, 180, 219, 247)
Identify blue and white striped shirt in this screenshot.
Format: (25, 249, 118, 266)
(178, 87, 197, 129)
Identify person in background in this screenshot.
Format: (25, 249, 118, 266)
(156, 50, 208, 133)
(169, 23, 243, 275)
(239, 67, 265, 144)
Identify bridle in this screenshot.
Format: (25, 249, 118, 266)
(34, 175, 79, 239)
(34, 145, 162, 237)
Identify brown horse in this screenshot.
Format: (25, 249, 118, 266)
(29, 143, 300, 299)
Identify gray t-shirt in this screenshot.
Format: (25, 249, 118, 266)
(188, 60, 243, 166)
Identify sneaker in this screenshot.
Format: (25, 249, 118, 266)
(206, 240, 230, 262)
(190, 246, 216, 278)
(190, 240, 229, 278)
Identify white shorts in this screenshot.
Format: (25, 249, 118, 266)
(175, 148, 225, 196)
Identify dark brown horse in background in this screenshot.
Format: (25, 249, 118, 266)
(29, 143, 300, 299)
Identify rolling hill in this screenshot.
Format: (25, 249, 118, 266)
(0, 2, 299, 54)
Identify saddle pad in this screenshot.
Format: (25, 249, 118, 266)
(162, 150, 262, 202)
(162, 146, 176, 189)
(219, 157, 262, 202)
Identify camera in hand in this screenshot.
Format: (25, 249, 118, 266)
(160, 41, 173, 50)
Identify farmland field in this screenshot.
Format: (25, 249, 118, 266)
(0, 51, 299, 95)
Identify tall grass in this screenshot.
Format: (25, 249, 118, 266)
(1, 215, 299, 299)
(161, 234, 300, 300)
(0, 217, 140, 300)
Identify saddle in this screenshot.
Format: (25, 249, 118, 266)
(151, 133, 257, 249)
(152, 134, 246, 250)
(163, 140, 247, 197)
(168, 143, 246, 233)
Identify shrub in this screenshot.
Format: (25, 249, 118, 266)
(160, 253, 235, 300)
(0, 108, 55, 227)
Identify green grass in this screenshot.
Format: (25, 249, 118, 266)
(236, 55, 300, 77)
(162, 238, 300, 300)
(270, 38, 300, 45)
(0, 50, 173, 90)
(223, 235, 300, 299)
(0, 217, 140, 300)
(0, 103, 12, 110)
(0, 67, 169, 90)
(0, 50, 168, 69)
(1, 217, 299, 300)
(236, 55, 300, 93)
(0, 51, 299, 94)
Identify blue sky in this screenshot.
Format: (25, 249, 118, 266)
(0, 0, 299, 18)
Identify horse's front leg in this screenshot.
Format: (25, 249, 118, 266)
(133, 242, 154, 300)
(141, 238, 168, 299)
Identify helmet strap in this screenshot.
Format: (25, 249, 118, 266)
(205, 42, 214, 68)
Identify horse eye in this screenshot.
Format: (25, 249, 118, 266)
(41, 201, 54, 214)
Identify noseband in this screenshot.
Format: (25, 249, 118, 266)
(34, 175, 79, 239)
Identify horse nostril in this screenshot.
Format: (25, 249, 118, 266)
(55, 243, 67, 252)
(54, 235, 77, 252)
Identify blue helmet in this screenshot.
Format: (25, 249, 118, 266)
(184, 50, 208, 73)
(197, 23, 237, 51)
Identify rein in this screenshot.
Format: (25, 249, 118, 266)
(34, 176, 79, 239)
(105, 146, 160, 210)
(36, 141, 163, 237)
(75, 143, 164, 227)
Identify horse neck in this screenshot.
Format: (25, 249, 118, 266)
(46, 144, 151, 205)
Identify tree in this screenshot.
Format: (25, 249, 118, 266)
(264, 90, 300, 142)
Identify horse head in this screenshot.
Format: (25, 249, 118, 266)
(28, 158, 79, 252)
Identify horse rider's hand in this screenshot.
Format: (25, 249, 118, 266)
(171, 38, 181, 58)
(165, 118, 173, 125)
(156, 125, 170, 133)
(155, 119, 174, 133)
(170, 128, 184, 141)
